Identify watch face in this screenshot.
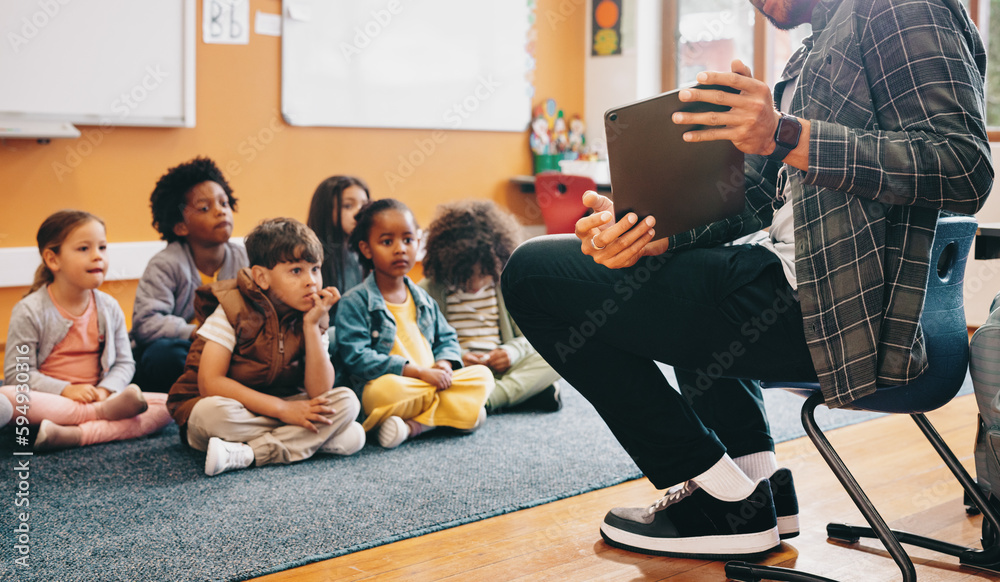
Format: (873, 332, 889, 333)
(776, 116, 801, 147)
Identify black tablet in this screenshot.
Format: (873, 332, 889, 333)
(604, 84, 745, 241)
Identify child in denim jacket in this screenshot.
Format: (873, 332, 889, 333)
(334, 199, 493, 449)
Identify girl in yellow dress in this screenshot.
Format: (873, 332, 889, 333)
(333, 199, 493, 448)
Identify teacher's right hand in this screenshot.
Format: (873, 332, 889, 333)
(576, 191, 669, 268)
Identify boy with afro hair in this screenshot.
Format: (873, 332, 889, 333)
(131, 157, 248, 393)
(419, 200, 562, 412)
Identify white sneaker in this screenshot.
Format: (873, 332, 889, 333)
(377, 416, 409, 449)
(204, 437, 254, 476)
(320, 421, 365, 455)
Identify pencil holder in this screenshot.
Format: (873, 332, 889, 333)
(533, 154, 561, 174)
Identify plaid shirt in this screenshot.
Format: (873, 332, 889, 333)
(669, 0, 993, 407)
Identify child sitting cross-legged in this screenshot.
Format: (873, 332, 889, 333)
(168, 218, 364, 476)
(334, 199, 494, 449)
(2, 210, 172, 451)
(132, 157, 248, 393)
(418, 200, 562, 413)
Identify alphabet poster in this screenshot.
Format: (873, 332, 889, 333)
(204, 0, 250, 45)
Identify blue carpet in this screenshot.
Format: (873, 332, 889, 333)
(3, 373, 958, 582)
(1, 383, 642, 582)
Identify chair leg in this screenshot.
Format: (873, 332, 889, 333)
(727, 393, 916, 582)
(724, 561, 840, 582)
(825, 413, 1000, 573)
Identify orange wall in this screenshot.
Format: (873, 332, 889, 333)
(0, 0, 585, 339)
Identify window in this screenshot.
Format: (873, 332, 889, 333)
(662, 1, 801, 91)
(662, 0, 998, 139)
(764, 25, 810, 85)
(980, 0, 1000, 130)
(674, 0, 756, 87)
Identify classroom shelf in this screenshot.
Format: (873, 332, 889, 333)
(510, 175, 611, 193)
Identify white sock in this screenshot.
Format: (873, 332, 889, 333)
(691, 455, 756, 502)
(734, 451, 779, 482)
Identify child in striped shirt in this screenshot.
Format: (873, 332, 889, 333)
(419, 200, 561, 413)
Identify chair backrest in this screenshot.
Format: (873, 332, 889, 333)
(846, 214, 977, 413)
(534, 172, 596, 234)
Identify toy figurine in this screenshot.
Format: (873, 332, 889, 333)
(568, 115, 586, 153)
(529, 115, 551, 155)
(552, 112, 569, 153)
(543, 98, 558, 129)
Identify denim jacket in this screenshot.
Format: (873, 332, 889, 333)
(333, 274, 463, 392)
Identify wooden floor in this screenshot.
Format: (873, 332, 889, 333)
(254, 394, 1000, 582)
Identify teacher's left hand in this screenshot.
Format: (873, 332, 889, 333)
(672, 59, 780, 157)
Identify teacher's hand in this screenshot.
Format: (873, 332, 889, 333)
(575, 191, 669, 269)
(673, 60, 779, 157)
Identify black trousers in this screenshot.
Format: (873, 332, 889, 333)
(501, 235, 817, 488)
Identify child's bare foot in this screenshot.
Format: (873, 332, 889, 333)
(35, 419, 83, 451)
(96, 384, 148, 420)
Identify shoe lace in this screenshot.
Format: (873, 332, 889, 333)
(648, 481, 696, 514)
(227, 441, 253, 468)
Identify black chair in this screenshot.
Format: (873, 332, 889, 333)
(726, 215, 1000, 581)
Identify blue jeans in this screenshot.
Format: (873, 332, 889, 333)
(500, 235, 816, 488)
(133, 338, 192, 393)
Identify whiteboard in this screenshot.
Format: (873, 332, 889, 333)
(0, 0, 196, 127)
(281, 1, 533, 132)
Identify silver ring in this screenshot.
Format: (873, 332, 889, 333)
(590, 238, 606, 251)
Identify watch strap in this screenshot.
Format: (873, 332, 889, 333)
(767, 113, 801, 162)
(767, 142, 792, 162)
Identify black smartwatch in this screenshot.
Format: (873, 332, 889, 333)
(767, 113, 801, 162)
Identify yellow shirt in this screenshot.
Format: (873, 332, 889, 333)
(191, 270, 219, 326)
(199, 270, 218, 286)
(385, 289, 434, 368)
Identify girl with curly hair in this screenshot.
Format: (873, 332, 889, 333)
(419, 200, 561, 413)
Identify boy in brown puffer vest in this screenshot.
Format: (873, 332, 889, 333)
(168, 217, 364, 476)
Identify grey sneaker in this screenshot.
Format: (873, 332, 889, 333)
(204, 437, 254, 476)
(600, 479, 780, 559)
